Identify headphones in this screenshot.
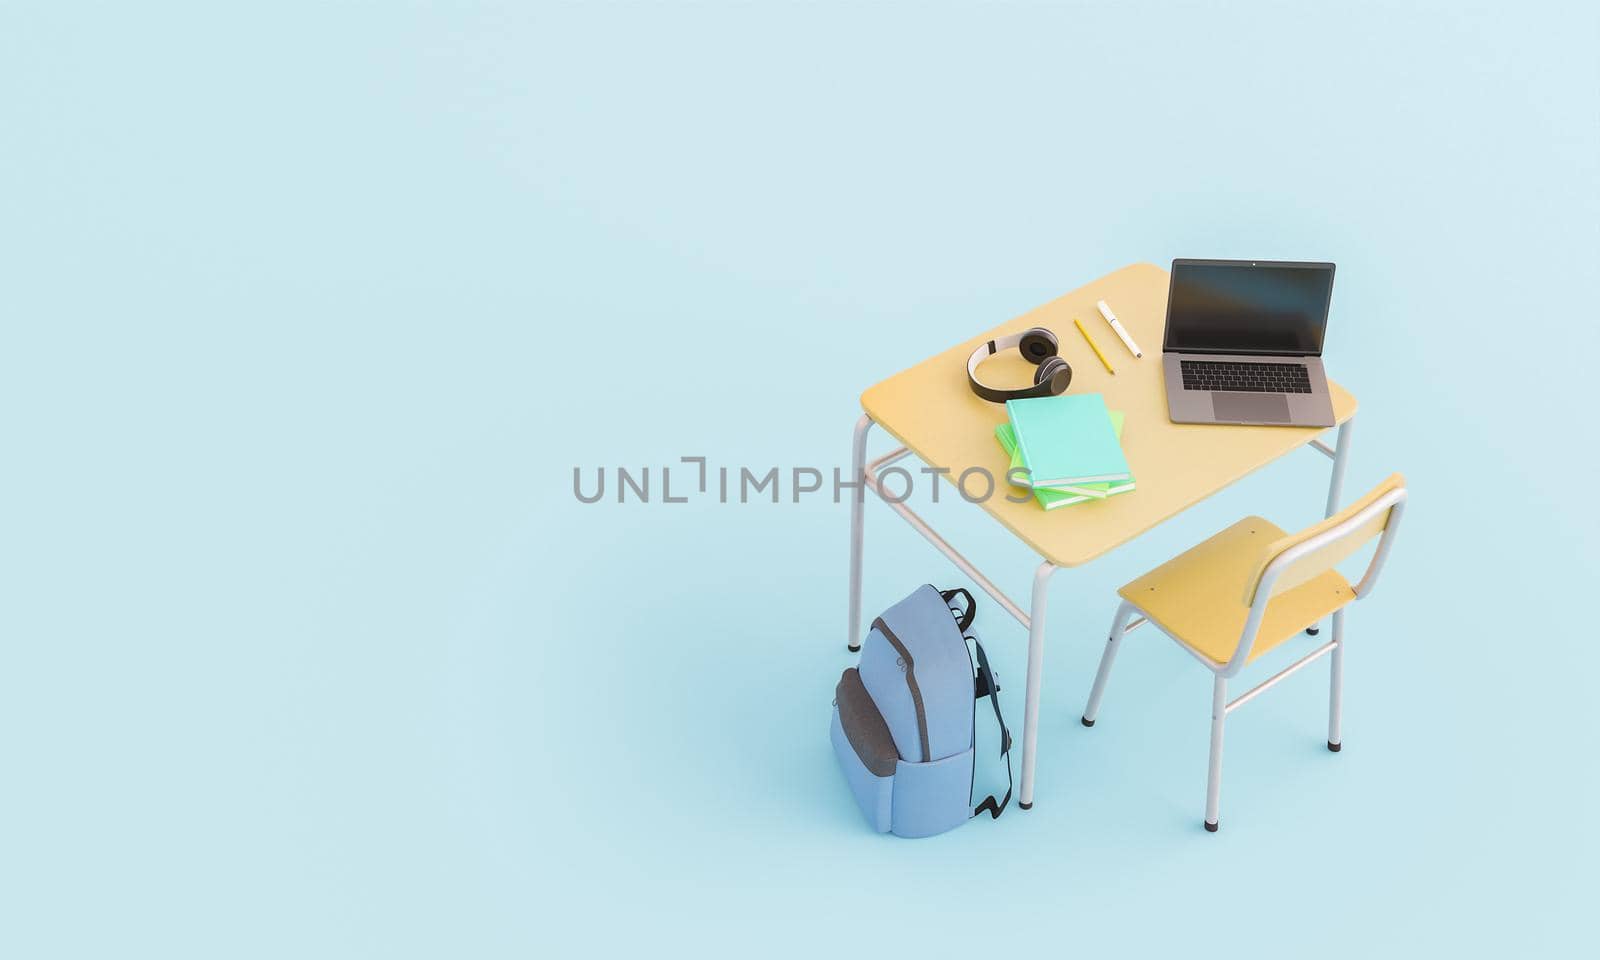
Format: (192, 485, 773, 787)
(966, 327, 1072, 403)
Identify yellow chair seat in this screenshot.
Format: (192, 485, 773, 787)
(1119, 516, 1356, 665)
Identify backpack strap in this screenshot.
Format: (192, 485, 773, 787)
(940, 587, 976, 633)
(969, 635, 1013, 820)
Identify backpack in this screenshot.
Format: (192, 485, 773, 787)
(830, 584, 1013, 837)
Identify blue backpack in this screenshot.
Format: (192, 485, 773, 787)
(830, 585, 1013, 837)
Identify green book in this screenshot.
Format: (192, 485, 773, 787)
(996, 421, 1135, 509)
(1005, 394, 1131, 487)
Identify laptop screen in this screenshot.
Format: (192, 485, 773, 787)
(1163, 260, 1334, 356)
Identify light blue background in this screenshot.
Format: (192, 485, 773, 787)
(4, 1, 1597, 956)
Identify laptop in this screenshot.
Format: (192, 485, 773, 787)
(1162, 259, 1337, 427)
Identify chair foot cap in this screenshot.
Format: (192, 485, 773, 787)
(847, 644, 861, 653)
(1019, 801, 1033, 811)
(1204, 820, 1219, 833)
(1305, 625, 1320, 636)
(1081, 716, 1095, 728)
(1328, 740, 1341, 752)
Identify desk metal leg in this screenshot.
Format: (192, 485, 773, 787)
(1018, 561, 1057, 810)
(1324, 418, 1353, 518)
(846, 414, 873, 652)
(1308, 417, 1353, 637)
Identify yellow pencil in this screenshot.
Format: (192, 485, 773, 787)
(1074, 318, 1115, 374)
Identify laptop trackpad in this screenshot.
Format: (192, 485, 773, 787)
(1212, 392, 1290, 423)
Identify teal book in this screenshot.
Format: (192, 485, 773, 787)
(1004, 394, 1131, 487)
(995, 419, 1135, 510)
(997, 428, 1096, 509)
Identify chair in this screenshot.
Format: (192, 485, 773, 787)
(1080, 474, 1408, 832)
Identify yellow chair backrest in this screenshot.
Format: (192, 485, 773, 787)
(1243, 473, 1407, 606)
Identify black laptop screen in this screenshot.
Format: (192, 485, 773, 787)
(1163, 261, 1334, 356)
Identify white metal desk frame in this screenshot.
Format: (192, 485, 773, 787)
(844, 413, 1353, 810)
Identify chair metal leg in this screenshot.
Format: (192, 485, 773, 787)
(1327, 607, 1345, 751)
(1018, 561, 1057, 810)
(1082, 601, 1134, 727)
(846, 415, 872, 652)
(1205, 676, 1226, 832)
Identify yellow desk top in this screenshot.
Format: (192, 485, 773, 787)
(859, 262, 1357, 568)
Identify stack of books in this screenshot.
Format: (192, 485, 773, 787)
(997, 394, 1135, 511)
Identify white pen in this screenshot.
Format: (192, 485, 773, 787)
(1096, 299, 1143, 358)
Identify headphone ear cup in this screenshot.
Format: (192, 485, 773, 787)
(1018, 327, 1059, 364)
(1032, 355, 1063, 385)
(1034, 356, 1072, 394)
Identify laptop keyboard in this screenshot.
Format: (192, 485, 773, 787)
(1181, 360, 1313, 394)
